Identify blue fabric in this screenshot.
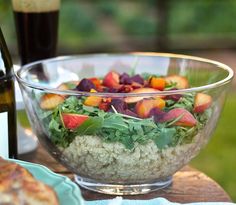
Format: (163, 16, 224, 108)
(85, 197, 235, 205)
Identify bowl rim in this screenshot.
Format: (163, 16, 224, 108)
(15, 52, 234, 97)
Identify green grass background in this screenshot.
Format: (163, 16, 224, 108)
(191, 92, 236, 201)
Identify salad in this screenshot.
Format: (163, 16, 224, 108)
(40, 71, 212, 150)
(38, 71, 213, 182)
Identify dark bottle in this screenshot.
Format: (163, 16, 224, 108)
(0, 27, 17, 158)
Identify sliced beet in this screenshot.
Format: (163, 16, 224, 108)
(166, 88, 182, 101)
(108, 87, 119, 93)
(130, 74, 144, 85)
(110, 99, 128, 112)
(122, 109, 138, 117)
(118, 85, 133, 93)
(120, 73, 132, 85)
(76, 78, 96, 92)
(149, 107, 167, 123)
(108, 99, 138, 117)
(166, 94, 182, 102)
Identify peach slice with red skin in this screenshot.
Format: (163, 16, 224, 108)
(103, 71, 120, 88)
(165, 75, 189, 89)
(193, 93, 212, 113)
(61, 113, 89, 130)
(40, 94, 65, 110)
(160, 108, 197, 127)
(124, 87, 161, 104)
(135, 98, 166, 118)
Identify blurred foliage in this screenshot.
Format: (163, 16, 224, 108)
(2, 0, 236, 54)
(169, 0, 236, 35)
(97, 1, 118, 17)
(115, 2, 157, 36)
(119, 15, 156, 36)
(59, 1, 101, 47)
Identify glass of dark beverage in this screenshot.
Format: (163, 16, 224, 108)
(12, 0, 60, 65)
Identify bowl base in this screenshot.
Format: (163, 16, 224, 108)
(74, 175, 172, 195)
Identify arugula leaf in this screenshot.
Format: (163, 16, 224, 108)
(164, 82, 178, 90)
(103, 115, 129, 130)
(82, 105, 97, 113)
(60, 96, 82, 113)
(76, 117, 103, 135)
(121, 136, 134, 150)
(49, 116, 76, 148)
(166, 93, 195, 112)
(154, 127, 177, 149)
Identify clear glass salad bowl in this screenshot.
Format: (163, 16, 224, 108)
(16, 53, 234, 195)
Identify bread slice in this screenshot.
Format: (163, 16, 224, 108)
(0, 157, 59, 205)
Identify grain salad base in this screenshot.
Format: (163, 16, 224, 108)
(60, 134, 203, 183)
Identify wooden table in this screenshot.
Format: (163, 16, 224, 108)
(19, 144, 232, 203)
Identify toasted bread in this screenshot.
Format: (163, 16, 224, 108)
(0, 157, 59, 205)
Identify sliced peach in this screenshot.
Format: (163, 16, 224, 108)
(149, 77, 166, 90)
(161, 108, 197, 127)
(102, 71, 120, 88)
(124, 88, 160, 104)
(40, 94, 65, 110)
(84, 89, 102, 107)
(61, 113, 89, 130)
(193, 93, 212, 113)
(135, 98, 165, 118)
(165, 75, 189, 89)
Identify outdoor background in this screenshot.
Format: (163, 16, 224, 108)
(0, 0, 236, 201)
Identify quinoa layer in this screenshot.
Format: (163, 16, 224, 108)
(60, 134, 202, 183)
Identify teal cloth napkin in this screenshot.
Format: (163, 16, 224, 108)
(85, 197, 235, 205)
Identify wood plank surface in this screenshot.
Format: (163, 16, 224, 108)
(19, 144, 232, 203)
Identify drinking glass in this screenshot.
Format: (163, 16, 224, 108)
(12, 0, 60, 65)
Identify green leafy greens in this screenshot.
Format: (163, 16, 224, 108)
(44, 93, 211, 150)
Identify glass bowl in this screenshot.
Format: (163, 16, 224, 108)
(15, 53, 234, 195)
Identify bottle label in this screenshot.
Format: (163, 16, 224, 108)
(0, 112, 9, 158)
